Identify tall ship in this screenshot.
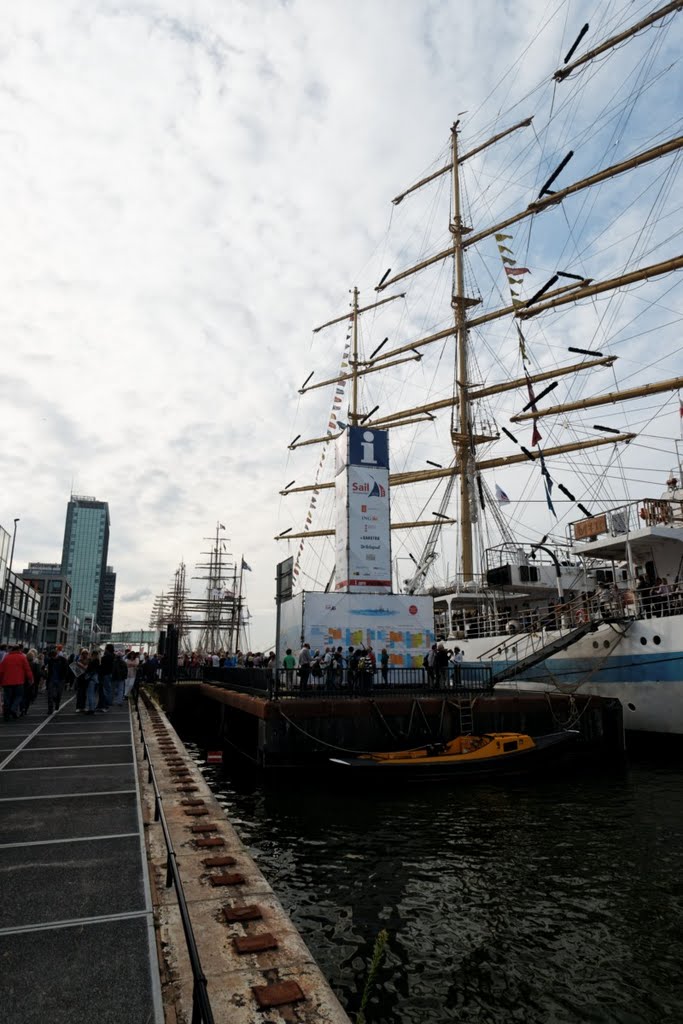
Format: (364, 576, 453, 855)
(150, 524, 252, 654)
(278, 2, 683, 735)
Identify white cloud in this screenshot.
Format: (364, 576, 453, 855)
(1, 1, 681, 647)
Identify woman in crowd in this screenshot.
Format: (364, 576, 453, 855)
(85, 648, 102, 714)
(124, 650, 139, 698)
(73, 647, 91, 711)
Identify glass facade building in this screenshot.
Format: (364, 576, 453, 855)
(61, 496, 111, 632)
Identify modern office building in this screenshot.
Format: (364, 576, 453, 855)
(99, 566, 117, 633)
(20, 562, 72, 649)
(0, 571, 41, 647)
(0, 522, 40, 646)
(61, 495, 112, 634)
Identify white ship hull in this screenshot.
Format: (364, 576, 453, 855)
(461, 613, 683, 736)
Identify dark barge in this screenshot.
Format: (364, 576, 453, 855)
(157, 667, 624, 770)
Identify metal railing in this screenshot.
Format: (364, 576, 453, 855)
(200, 664, 494, 699)
(135, 693, 215, 1024)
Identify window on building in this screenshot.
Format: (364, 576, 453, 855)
(48, 580, 62, 594)
(48, 596, 61, 611)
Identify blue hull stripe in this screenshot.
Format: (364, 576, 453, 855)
(475, 651, 683, 684)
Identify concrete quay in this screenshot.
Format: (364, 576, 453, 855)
(136, 695, 352, 1024)
(0, 686, 351, 1023)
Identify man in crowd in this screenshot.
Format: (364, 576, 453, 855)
(298, 642, 311, 690)
(0, 645, 34, 720)
(45, 646, 69, 714)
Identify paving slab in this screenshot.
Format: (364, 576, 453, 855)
(8, 746, 133, 769)
(0, 834, 145, 930)
(0, 916, 156, 1024)
(0, 792, 139, 845)
(25, 734, 132, 748)
(0, 763, 135, 799)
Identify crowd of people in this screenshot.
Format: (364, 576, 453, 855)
(282, 641, 465, 691)
(0, 643, 161, 721)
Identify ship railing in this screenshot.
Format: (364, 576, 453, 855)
(474, 592, 625, 665)
(201, 664, 494, 699)
(568, 497, 683, 544)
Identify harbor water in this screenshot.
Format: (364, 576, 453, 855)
(184, 741, 683, 1023)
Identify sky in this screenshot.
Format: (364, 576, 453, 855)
(2, 1, 682, 650)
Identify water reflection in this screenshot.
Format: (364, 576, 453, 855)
(187, 745, 683, 1024)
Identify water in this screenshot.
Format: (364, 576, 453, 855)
(185, 744, 683, 1024)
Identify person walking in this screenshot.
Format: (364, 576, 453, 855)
(298, 643, 311, 691)
(380, 648, 389, 686)
(45, 647, 69, 714)
(72, 648, 90, 711)
(112, 651, 128, 705)
(434, 643, 449, 688)
(0, 646, 34, 720)
(282, 648, 296, 687)
(25, 648, 43, 714)
(99, 643, 115, 710)
(124, 650, 139, 699)
(85, 649, 102, 715)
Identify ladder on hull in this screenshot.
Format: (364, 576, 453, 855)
(490, 621, 599, 685)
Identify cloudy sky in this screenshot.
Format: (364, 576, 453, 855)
(2, 1, 681, 649)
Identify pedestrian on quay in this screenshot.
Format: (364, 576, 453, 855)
(380, 648, 389, 686)
(112, 650, 128, 704)
(25, 648, 43, 713)
(99, 643, 115, 710)
(298, 642, 311, 691)
(72, 647, 90, 711)
(0, 645, 34, 720)
(85, 649, 102, 714)
(450, 646, 464, 688)
(45, 646, 69, 715)
(425, 643, 437, 686)
(434, 643, 449, 688)
(124, 650, 139, 699)
(282, 648, 296, 686)
(334, 647, 345, 687)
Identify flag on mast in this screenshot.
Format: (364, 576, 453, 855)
(241, 558, 252, 572)
(495, 484, 511, 505)
(218, 522, 226, 530)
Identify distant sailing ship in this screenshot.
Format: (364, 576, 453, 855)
(278, 3, 683, 735)
(151, 524, 251, 653)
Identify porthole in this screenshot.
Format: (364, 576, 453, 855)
(592, 640, 599, 649)
(603, 640, 610, 648)
(640, 637, 647, 645)
(627, 702, 636, 712)
(653, 635, 661, 645)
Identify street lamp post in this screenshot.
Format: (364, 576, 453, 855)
(0, 518, 20, 645)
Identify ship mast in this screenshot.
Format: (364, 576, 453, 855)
(451, 122, 475, 581)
